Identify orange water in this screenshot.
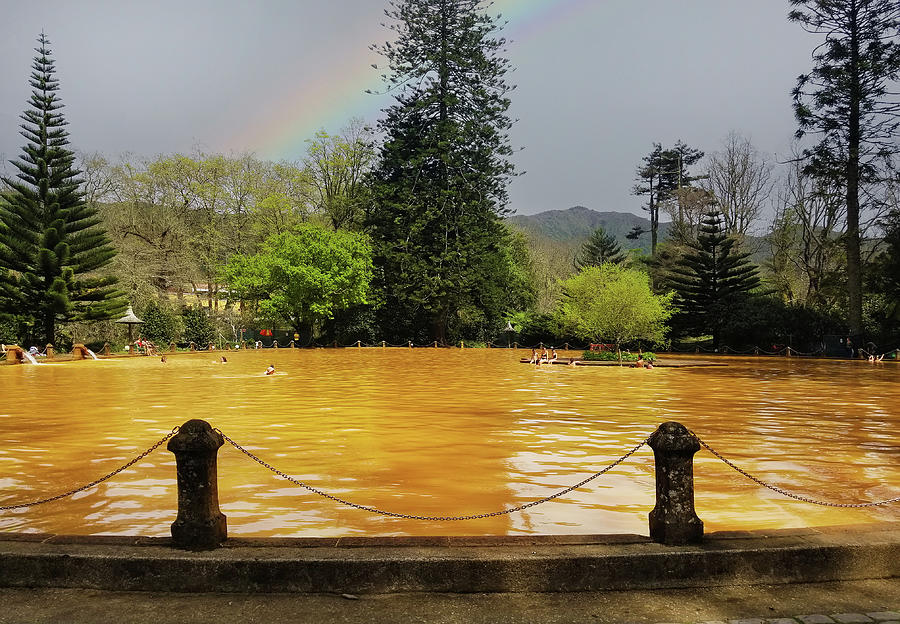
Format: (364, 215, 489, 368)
(0, 349, 897, 537)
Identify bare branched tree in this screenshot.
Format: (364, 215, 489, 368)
(703, 132, 774, 236)
(768, 157, 845, 309)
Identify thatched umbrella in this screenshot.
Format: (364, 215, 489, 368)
(115, 306, 144, 345)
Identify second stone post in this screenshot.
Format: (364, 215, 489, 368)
(168, 419, 227, 549)
(648, 421, 703, 545)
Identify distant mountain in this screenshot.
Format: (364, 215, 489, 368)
(506, 206, 669, 254)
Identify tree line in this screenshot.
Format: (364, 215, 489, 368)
(1, 1, 899, 355)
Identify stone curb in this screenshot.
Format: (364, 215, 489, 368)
(0, 523, 897, 594)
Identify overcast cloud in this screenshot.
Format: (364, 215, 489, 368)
(0, 1, 814, 217)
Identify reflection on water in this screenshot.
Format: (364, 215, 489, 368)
(0, 350, 897, 537)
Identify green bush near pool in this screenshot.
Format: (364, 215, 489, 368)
(582, 350, 657, 362)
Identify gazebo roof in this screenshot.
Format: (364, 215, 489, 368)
(115, 306, 143, 325)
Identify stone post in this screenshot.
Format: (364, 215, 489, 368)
(45, 344, 55, 359)
(648, 421, 703, 545)
(167, 419, 227, 549)
(72, 343, 87, 360)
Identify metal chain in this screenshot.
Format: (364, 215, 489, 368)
(0, 428, 179, 511)
(216, 428, 649, 521)
(695, 434, 900, 508)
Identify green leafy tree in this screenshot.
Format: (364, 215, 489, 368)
(367, 0, 516, 344)
(181, 305, 215, 346)
(574, 226, 625, 269)
(790, 0, 900, 338)
(140, 301, 180, 344)
(304, 119, 374, 231)
(670, 210, 762, 348)
(556, 264, 674, 362)
(0, 34, 124, 345)
(223, 223, 373, 339)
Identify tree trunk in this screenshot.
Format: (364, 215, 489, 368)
(431, 310, 448, 346)
(650, 176, 658, 256)
(845, 8, 863, 337)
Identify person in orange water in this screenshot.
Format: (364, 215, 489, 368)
(265, 364, 275, 375)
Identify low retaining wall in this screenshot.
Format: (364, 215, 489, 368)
(0, 523, 897, 594)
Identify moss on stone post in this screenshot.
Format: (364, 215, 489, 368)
(167, 419, 227, 549)
(648, 421, 703, 545)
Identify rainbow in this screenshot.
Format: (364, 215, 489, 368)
(227, 0, 597, 161)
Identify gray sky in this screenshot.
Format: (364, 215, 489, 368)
(0, 0, 814, 217)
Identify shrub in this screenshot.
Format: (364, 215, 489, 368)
(582, 350, 657, 362)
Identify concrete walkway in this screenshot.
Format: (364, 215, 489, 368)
(0, 579, 897, 624)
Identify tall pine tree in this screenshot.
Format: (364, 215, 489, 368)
(0, 34, 124, 345)
(670, 210, 761, 349)
(790, 0, 900, 339)
(367, 0, 516, 344)
(574, 226, 625, 269)
(633, 141, 704, 255)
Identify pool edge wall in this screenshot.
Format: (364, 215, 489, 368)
(0, 522, 897, 594)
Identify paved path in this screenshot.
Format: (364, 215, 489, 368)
(0, 579, 897, 624)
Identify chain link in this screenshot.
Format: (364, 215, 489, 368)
(0, 428, 179, 511)
(216, 428, 649, 521)
(695, 434, 900, 508)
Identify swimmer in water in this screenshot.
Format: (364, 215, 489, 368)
(221, 356, 227, 363)
(265, 364, 275, 375)
(161, 355, 167, 363)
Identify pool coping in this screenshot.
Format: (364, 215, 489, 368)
(0, 522, 897, 593)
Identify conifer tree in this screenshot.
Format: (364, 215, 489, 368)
(0, 34, 124, 345)
(790, 0, 900, 338)
(367, 0, 516, 344)
(633, 141, 704, 255)
(670, 210, 761, 348)
(574, 226, 625, 269)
